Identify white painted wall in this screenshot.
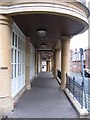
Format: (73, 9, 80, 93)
(30, 43, 35, 80)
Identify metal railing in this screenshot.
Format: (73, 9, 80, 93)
(57, 69, 61, 80)
(66, 73, 84, 108)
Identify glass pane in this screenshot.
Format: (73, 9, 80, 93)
(15, 50, 17, 63)
(12, 32, 14, 46)
(20, 64, 21, 75)
(12, 49, 13, 63)
(15, 64, 16, 78)
(15, 34, 17, 47)
(19, 51, 21, 63)
(18, 51, 19, 63)
(18, 64, 19, 76)
(18, 37, 21, 50)
(12, 65, 13, 79)
(18, 64, 21, 76)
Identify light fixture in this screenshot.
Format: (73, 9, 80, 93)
(37, 29, 47, 37)
(44, 52, 47, 55)
(40, 43, 47, 47)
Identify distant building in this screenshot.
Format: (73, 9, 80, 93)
(70, 48, 90, 73)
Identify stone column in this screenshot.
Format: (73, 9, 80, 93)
(35, 50, 38, 75)
(25, 37, 31, 90)
(48, 61, 50, 71)
(38, 52, 40, 73)
(53, 50, 56, 77)
(51, 53, 53, 74)
(40, 53, 42, 72)
(49, 59, 52, 72)
(55, 49, 61, 76)
(46, 61, 48, 71)
(0, 15, 13, 118)
(61, 36, 70, 90)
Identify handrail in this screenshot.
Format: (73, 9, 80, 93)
(57, 69, 61, 80)
(66, 73, 87, 109)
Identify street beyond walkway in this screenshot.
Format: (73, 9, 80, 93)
(8, 72, 78, 118)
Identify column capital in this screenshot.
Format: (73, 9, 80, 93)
(0, 15, 13, 27)
(25, 36, 30, 41)
(55, 49, 61, 52)
(60, 36, 71, 41)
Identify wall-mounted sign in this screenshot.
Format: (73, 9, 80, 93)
(0, 67, 8, 70)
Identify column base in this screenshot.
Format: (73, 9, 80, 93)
(26, 81, 31, 90)
(60, 83, 66, 90)
(0, 96, 13, 118)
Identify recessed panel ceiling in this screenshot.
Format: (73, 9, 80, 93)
(13, 14, 83, 50)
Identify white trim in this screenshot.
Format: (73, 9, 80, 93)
(13, 85, 26, 104)
(12, 22, 25, 42)
(0, 3, 87, 18)
(11, 22, 26, 97)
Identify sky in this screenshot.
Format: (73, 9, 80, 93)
(70, 30, 88, 51)
(70, 0, 89, 52)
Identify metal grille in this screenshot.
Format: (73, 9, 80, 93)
(57, 69, 61, 79)
(66, 74, 84, 108)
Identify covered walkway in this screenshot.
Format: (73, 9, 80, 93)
(8, 72, 78, 118)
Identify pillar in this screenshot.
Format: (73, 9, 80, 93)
(49, 58, 52, 72)
(40, 53, 42, 72)
(55, 49, 61, 76)
(46, 61, 49, 71)
(25, 37, 31, 90)
(61, 36, 70, 90)
(46, 61, 48, 71)
(38, 52, 40, 73)
(51, 53, 53, 74)
(48, 61, 50, 71)
(0, 15, 13, 118)
(53, 50, 56, 77)
(35, 50, 38, 75)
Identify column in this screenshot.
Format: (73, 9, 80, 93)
(25, 37, 31, 90)
(51, 53, 53, 74)
(46, 61, 48, 71)
(38, 52, 40, 73)
(55, 49, 61, 77)
(49, 58, 52, 72)
(53, 50, 56, 77)
(40, 53, 42, 72)
(0, 15, 13, 118)
(48, 61, 50, 71)
(35, 50, 38, 75)
(61, 36, 70, 90)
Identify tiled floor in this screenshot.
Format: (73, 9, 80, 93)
(8, 72, 79, 118)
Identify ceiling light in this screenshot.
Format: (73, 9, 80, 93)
(37, 29, 47, 37)
(44, 52, 47, 55)
(41, 44, 47, 47)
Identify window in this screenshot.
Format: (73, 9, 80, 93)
(11, 24, 25, 97)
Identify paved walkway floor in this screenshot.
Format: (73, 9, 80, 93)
(8, 72, 79, 118)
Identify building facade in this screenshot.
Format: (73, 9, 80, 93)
(70, 48, 90, 73)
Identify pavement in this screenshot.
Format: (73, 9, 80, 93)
(8, 72, 78, 118)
